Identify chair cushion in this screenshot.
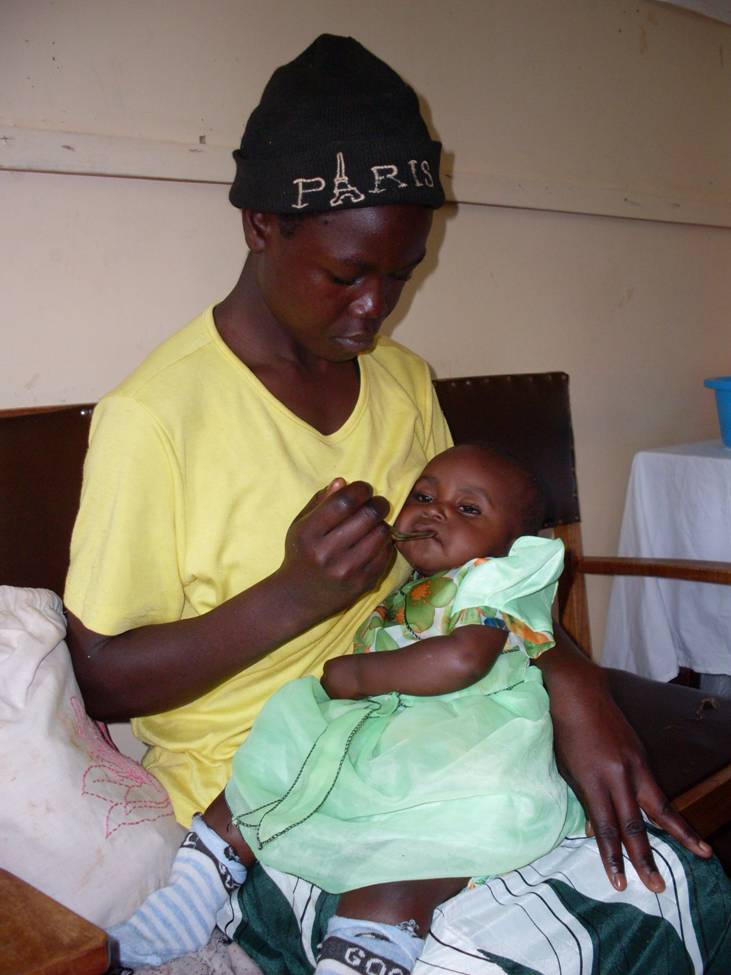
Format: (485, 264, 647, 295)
(0, 586, 183, 927)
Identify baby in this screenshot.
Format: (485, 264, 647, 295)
(111, 445, 583, 974)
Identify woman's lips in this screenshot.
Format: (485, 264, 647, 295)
(334, 333, 376, 352)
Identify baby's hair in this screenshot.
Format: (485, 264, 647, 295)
(462, 442, 547, 536)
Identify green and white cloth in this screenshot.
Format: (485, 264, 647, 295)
(219, 825, 731, 974)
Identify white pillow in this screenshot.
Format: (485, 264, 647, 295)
(0, 586, 184, 927)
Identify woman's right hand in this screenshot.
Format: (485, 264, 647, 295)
(277, 478, 394, 624)
(67, 478, 394, 721)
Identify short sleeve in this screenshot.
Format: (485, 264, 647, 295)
(64, 395, 185, 635)
(448, 537, 565, 658)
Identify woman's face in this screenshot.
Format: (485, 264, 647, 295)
(393, 446, 525, 576)
(249, 204, 433, 362)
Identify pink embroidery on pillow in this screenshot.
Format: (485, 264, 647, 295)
(70, 696, 174, 838)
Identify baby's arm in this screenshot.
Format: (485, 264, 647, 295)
(321, 625, 506, 699)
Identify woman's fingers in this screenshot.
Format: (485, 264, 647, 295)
(302, 481, 391, 569)
(632, 769, 712, 859)
(567, 765, 633, 891)
(564, 742, 663, 891)
(323, 482, 390, 546)
(591, 782, 663, 893)
(294, 480, 387, 542)
(578, 758, 712, 894)
(290, 478, 363, 531)
(281, 479, 393, 617)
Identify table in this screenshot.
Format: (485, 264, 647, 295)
(0, 869, 109, 975)
(602, 440, 731, 690)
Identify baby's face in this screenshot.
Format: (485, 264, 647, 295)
(394, 445, 523, 576)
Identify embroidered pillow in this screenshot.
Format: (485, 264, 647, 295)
(0, 586, 184, 926)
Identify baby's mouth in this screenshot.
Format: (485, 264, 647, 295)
(390, 527, 436, 541)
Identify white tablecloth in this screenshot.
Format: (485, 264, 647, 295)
(602, 440, 731, 682)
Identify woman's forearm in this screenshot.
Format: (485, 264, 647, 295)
(321, 626, 505, 699)
(66, 568, 328, 721)
(533, 623, 605, 701)
(66, 478, 395, 721)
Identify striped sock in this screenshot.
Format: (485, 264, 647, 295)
(315, 915, 424, 975)
(108, 814, 247, 967)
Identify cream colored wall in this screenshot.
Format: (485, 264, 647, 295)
(2, 0, 730, 655)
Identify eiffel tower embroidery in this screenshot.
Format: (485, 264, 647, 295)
(330, 152, 366, 207)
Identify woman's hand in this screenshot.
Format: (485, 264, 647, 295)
(67, 477, 393, 721)
(538, 626, 712, 892)
(276, 478, 394, 627)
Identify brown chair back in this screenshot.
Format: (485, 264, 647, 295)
(433, 372, 580, 527)
(0, 405, 93, 595)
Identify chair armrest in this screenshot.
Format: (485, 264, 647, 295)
(672, 763, 731, 838)
(577, 555, 731, 585)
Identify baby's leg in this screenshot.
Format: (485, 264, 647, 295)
(316, 877, 466, 975)
(108, 790, 254, 968)
(203, 789, 257, 866)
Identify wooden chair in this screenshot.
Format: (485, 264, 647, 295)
(1, 374, 731, 857)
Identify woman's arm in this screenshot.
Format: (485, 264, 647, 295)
(67, 479, 393, 721)
(536, 623, 712, 893)
(321, 625, 506, 699)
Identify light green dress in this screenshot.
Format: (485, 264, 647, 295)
(226, 536, 585, 893)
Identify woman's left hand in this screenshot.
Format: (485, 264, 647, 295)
(537, 626, 712, 892)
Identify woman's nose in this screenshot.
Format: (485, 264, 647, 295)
(351, 277, 395, 320)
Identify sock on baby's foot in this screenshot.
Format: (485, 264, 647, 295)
(315, 915, 425, 975)
(108, 813, 247, 968)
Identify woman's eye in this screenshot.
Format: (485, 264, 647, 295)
(330, 273, 358, 286)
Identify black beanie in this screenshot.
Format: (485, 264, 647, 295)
(229, 34, 444, 214)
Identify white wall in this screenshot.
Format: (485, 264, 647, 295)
(2, 0, 730, 653)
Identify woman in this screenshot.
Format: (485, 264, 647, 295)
(64, 34, 719, 974)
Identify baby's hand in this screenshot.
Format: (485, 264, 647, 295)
(321, 655, 367, 700)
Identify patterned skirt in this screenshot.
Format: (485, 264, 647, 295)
(219, 824, 731, 975)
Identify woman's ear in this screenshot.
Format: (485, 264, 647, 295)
(242, 210, 277, 253)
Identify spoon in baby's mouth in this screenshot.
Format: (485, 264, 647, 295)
(389, 527, 436, 541)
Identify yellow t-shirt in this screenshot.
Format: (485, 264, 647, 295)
(65, 306, 452, 824)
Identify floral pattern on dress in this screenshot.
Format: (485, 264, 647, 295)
(354, 557, 554, 658)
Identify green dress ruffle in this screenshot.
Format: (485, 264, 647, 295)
(226, 536, 584, 893)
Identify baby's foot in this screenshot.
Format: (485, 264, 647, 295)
(108, 814, 247, 967)
(315, 916, 424, 975)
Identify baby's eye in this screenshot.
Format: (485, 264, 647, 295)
(414, 492, 433, 504)
(458, 504, 481, 516)
(330, 273, 359, 286)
